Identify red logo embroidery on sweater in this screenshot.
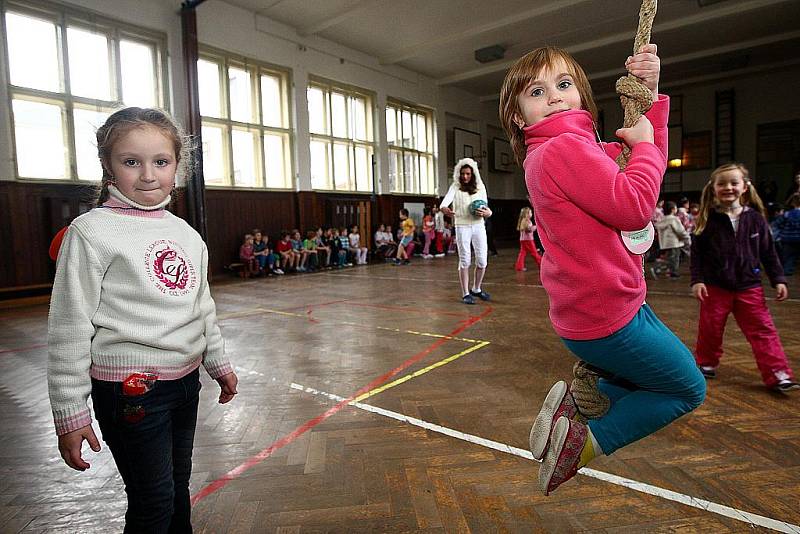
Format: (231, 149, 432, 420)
(145, 240, 198, 296)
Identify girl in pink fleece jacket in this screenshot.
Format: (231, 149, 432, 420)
(499, 46, 705, 495)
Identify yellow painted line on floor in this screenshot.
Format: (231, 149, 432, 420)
(240, 307, 488, 344)
(353, 340, 490, 403)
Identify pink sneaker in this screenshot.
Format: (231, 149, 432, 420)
(529, 381, 579, 460)
(538, 416, 588, 496)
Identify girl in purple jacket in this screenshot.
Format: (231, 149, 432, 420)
(691, 163, 797, 393)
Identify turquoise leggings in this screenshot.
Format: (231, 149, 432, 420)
(563, 304, 705, 454)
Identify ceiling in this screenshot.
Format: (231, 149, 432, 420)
(219, 0, 800, 100)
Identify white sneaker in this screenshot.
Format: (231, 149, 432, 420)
(274, 268, 284, 275)
(434, 253, 445, 258)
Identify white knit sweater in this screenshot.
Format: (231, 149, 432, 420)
(440, 157, 488, 227)
(47, 206, 231, 435)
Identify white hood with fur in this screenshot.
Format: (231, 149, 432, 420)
(441, 158, 488, 226)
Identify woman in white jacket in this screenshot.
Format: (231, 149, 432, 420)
(441, 158, 493, 304)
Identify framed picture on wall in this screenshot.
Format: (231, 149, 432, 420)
(491, 137, 514, 172)
(453, 127, 481, 165)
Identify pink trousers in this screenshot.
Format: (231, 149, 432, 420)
(695, 285, 794, 386)
(515, 240, 542, 271)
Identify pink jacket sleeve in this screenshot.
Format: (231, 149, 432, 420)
(600, 94, 670, 162)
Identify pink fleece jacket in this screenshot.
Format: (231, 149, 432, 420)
(523, 95, 669, 340)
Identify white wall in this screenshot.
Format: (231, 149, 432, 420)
(195, 0, 505, 198)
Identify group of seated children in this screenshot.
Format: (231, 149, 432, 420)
(239, 225, 370, 277)
(372, 207, 455, 263)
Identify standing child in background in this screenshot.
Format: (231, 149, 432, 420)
(421, 207, 436, 258)
(440, 158, 493, 304)
(655, 201, 689, 279)
(394, 209, 415, 265)
(349, 225, 369, 265)
(499, 45, 705, 494)
(433, 205, 446, 257)
(691, 163, 797, 392)
(515, 206, 542, 272)
(775, 193, 800, 275)
(239, 233, 258, 278)
(47, 107, 238, 531)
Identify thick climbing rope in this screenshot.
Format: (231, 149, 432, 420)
(570, 0, 658, 419)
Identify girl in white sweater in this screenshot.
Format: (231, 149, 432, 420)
(47, 107, 238, 532)
(440, 158, 493, 304)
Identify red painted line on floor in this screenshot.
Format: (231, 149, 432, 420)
(0, 343, 46, 355)
(280, 299, 351, 312)
(339, 301, 476, 318)
(191, 305, 493, 505)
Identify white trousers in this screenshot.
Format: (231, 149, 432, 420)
(455, 222, 487, 269)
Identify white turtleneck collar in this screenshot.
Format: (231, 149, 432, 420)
(107, 184, 172, 210)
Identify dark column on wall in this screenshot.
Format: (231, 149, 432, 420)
(180, 1, 207, 241)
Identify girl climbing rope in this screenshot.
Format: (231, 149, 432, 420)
(498, 0, 705, 495)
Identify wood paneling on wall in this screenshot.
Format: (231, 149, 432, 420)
(0, 182, 523, 292)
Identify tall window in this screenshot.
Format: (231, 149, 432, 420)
(307, 79, 374, 192)
(386, 101, 435, 194)
(198, 51, 292, 189)
(3, 2, 165, 181)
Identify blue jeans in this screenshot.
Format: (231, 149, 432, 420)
(92, 369, 201, 533)
(562, 304, 705, 454)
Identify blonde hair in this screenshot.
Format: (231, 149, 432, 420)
(694, 163, 767, 235)
(517, 206, 533, 232)
(499, 47, 598, 167)
(95, 107, 189, 206)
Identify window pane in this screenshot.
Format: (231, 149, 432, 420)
(229, 67, 252, 123)
(404, 152, 418, 193)
(420, 155, 432, 194)
(198, 59, 222, 118)
(355, 146, 370, 192)
(12, 99, 66, 179)
(231, 129, 256, 187)
(333, 143, 350, 190)
(307, 87, 326, 135)
(261, 74, 282, 127)
(74, 108, 110, 181)
(67, 27, 111, 100)
(386, 107, 396, 145)
(389, 149, 401, 192)
(310, 139, 330, 189)
(120, 40, 156, 107)
(201, 124, 226, 185)
(352, 97, 367, 141)
(6, 12, 60, 92)
(401, 110, 413, 148)
(263, 133, 287, 188)
(331, 92, 347, 138)
(416, 114, 428, 152)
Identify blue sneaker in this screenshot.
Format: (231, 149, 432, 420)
(462, 294, 476, 305)
(470, 289, 491, 301)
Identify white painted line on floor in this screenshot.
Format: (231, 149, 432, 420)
(291, 382, 800, 534)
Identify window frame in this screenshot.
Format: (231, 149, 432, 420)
(307, 76, 375, 193)
(2, 0, 168, 182)
(198, 46, 294, 190)
(386, 98, 437, 195)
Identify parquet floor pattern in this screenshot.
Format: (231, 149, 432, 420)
(0, 249, 798, 533)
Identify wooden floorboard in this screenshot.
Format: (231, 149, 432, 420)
(1, 248, 798, 533)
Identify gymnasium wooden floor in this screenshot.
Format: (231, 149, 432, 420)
(1, 248, 799, 533)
